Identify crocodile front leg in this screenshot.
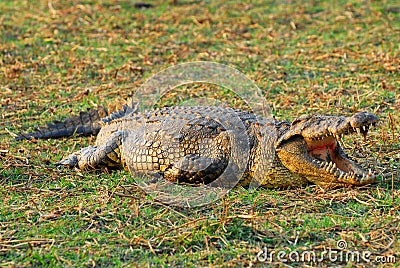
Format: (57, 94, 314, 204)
(163, 154, 228, 184)
(56, 131, 123, 169)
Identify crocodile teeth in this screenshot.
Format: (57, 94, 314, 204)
(324, 162, 336, 173)
(330, 162, 336, 173)
(327, 162, 336, 173)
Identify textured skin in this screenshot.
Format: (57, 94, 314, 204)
(16, 107, 108, 140)
(18, 105, 379, 188)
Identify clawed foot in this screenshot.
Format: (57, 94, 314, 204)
(55, 153, 79, 169)
(55, 146, 97, 169)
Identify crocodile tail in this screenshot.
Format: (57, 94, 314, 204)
(100, 100, 138, 124)
(16, 107, 108, 140)
(16, 99, 139, 140)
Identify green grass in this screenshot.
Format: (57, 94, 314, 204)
(1, 0, 399, 266)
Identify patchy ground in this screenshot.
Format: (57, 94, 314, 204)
(1, 0, 399, 266)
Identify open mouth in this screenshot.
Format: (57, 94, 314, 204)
(304, 123, 376, 183)
(273, 111, 379, 186)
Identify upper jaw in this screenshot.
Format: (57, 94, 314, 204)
(276, 111, 379, 147)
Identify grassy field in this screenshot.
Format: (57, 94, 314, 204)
(1, 0, 399, 266)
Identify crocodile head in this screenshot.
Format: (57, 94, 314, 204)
(275, 112, 379, 187)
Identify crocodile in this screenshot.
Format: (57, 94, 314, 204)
(17, 102, 379, 188)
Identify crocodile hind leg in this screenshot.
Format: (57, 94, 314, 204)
(163, 154, 228, 184)
(56, 131, 124, 169)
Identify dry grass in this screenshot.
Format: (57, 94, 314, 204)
(1, 0, 399, 266)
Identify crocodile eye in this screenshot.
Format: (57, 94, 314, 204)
(291, 115, 311, 126)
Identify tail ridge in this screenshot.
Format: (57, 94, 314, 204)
(16, 99, 139, 140)
(16, 107, 108, 140)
